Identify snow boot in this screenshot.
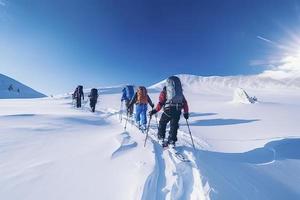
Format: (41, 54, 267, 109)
(167, 140, 176, 149)
(135, 121, 141, 129)
(162, 140, 169, 148)
(140, 124, 147, 132)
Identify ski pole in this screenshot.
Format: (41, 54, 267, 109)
(82, 98, 88, 108)
(119, 101, 123, 123)
(124, 110, 129, 131)
(186, 119, 196, 150)
(144, 114, 153, 147)
(85, 99, 89, 109)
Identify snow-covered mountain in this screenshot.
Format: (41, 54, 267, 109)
(150, 74, 300, 92)
(0, 74, 46, 99)
(0, 74, 300, 200)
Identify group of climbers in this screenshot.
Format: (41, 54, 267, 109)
(121, 76, 189, 147)
(72, 76, 189, 147)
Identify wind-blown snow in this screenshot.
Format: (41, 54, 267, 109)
(1, 74, 300, 200)
(0, 73, 46, 99)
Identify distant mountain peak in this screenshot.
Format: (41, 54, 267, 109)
(0, 74, 46, 99)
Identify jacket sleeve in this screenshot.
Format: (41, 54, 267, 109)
(121, 89, 127, 101)
(182, 96, 189, 113)
(81, 91, 84, 100)
(128, 93, 137, 108)
(147, 95, 154, 107)
(155, 91, 166, 112)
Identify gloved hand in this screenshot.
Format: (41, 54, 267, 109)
(151, 103, 155, 108)
(149, 109, 157, 116)
(183, 112, 189, 120)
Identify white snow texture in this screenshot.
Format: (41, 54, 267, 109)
(0, 74, 300, 200)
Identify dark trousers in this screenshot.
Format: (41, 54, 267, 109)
(90, 99, 97, 112)
(126, 100, 134, 116)
(76, 97, 82, 108)
(158, 107, 181, 142)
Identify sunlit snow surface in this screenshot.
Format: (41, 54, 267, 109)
(1, 75, 300, 200)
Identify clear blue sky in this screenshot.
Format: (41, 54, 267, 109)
(1, 0, 300, 95)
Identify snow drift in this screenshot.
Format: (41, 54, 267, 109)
(0, 73, 46, 99)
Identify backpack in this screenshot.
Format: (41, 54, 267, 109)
(136, 86, 148, 104)
(166, 76, 184, 104)
(74, 85, 83, 98)
(78, 85, 83, 93)
(90, 88, 98, 99)
(125, 85, 134, 100)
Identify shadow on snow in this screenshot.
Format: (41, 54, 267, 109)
(181, 138, 300, 200)
(188, 118, 260, 126)
(142, 142, 167, 200)
(1, 114, 36, 117)
(60, 116, 108, 126)
(189, 112, 218, 118)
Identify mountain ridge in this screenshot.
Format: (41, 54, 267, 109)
(149, 74, 300, 92)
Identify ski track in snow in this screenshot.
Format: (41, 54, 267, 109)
(104, 108, 208, 200)
(73, 103, 208, 199)
(138, 121, 207, 200)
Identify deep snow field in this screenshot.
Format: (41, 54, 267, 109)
(1, 77, 300, 200)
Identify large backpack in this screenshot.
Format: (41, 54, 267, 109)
(78, 85, 83, 93)
(90, 88, 98, 99)
(166, 76, 184, 105)
(136, 86, 148, 104)
(74, 85, 83, 99)
(125, 85, 134, 100)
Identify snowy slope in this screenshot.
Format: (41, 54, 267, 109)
(150, 74, 300, 92)
(0, 73, 46, 99)
(0, 74, 300, 200)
